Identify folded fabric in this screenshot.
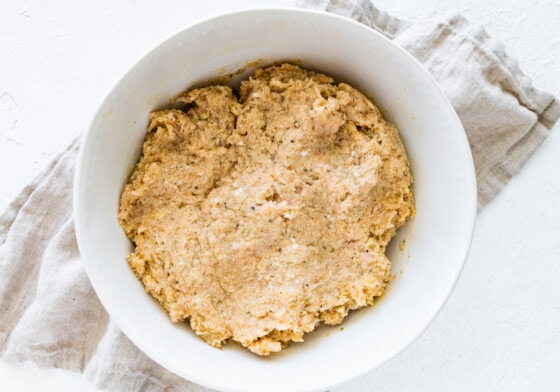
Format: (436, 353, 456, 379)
(0, 1, 558, 391)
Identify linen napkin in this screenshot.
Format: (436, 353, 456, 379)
(1, 1, 558, 391)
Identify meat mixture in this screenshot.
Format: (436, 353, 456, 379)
(118, 64, 415, 355)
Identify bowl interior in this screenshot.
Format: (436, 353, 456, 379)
(75, 9, 476, 392)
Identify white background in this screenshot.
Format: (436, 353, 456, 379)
(1, 0, 559, 391)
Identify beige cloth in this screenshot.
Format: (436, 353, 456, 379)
(0, 1, 558, 391)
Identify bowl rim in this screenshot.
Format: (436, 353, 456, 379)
(74, 7, 477, 392)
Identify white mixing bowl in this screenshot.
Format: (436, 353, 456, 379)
(74, 8, 476, 392)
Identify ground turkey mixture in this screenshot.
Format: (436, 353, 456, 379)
(118, 64, 415, 355)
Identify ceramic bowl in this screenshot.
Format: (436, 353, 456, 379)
(74, 8, 476, 392)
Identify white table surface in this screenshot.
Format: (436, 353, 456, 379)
(1, 0, 559, 391)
